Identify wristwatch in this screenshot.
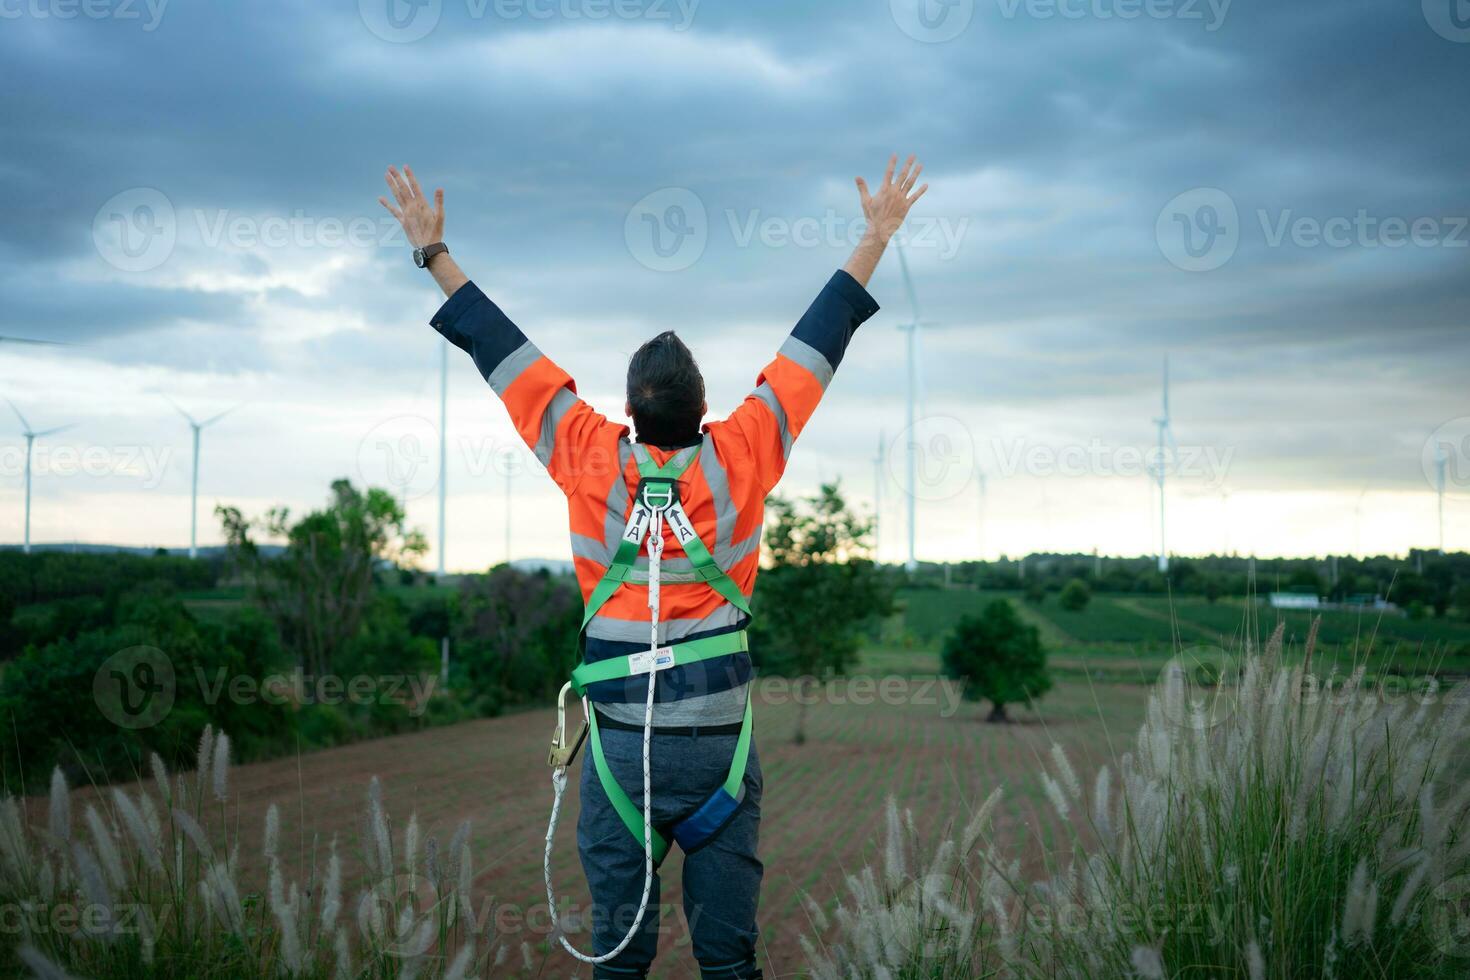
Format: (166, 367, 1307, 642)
(413, 242, 448, 269)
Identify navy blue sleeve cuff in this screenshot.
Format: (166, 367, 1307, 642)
(429, 281, 530, 383)
(789, 269, 881, 370)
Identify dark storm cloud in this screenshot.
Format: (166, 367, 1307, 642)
(0, 0, 1464, 499)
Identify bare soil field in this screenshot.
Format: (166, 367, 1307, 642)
(127, 677, 1152, 978)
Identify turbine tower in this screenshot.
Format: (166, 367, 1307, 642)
(438, 338, 449, 577)
(872, 430, 885, 563)
(1436, 445, 1448, 554)
(976, 470, 988, 560)
(6, 400, 75, 554)
(895, 243, 935, 574)
(168, 399, 234, 559)
(1152, 356, 1177, 574)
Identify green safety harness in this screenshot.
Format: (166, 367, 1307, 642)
(543, 444, 755, 964)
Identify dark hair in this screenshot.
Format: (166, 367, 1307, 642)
(626, 330, 705, 446)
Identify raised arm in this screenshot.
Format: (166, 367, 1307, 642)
(721, 153, 928, 492)
(378, 165, 619, 496)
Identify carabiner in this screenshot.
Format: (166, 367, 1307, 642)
(548, 682, 589, 769)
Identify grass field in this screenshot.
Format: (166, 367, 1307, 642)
(891, 588, 1470, 679)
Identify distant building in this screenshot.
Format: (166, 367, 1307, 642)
(1269, 592, 1321, 610)
(1264, 592, 1400, 615)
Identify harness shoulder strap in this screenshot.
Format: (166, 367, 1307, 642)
(580, 444, 750, 631)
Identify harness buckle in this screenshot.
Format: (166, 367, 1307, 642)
(548, 682, 588, 769)
(637, 476, 679, 513)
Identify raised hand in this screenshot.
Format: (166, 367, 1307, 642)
(379, 165, 444, 248)
(855, 154, 928, 243)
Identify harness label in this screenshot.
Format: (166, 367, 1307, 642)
(627, 646, 676, 676)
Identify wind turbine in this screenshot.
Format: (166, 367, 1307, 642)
(1152, 355, 1178, 574)
(1435, 445, 1448, 554)
(167, 399, 235, 559)
(6, 400, 76, 554)
(975, 470, 988, 560)
(895, 242, 937, 573)
(872, 430, 885, 563)
(1352, 486, 1368, 558)
(0, 336, 71, 348)
(502, 449, 515, 566)
(438, 339, 449, 577)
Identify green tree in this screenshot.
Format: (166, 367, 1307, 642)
(217, 479, 426, 676)
(942, 599, 1052, 723)
(1058, 578, 1092, 612)
(754, 483, 892, 744)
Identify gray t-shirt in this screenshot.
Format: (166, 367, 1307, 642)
(597, 680, 749, 727)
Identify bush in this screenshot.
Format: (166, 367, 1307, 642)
(804, 625, 1470, 978)
(0, 585, 296, 792)
(452, 566, 581, 709)
(1058, 577, 1091, 612)
(941, 600, 1052, 722)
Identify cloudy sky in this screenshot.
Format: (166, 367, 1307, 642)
(1, 0, 1467, 568)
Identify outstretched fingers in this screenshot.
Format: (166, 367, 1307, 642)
(377, 195, 403, 221)
(882, 153, 898, 188)
(907, 182, 930, 206)
(855, 176, 873, 209)
(895, 154, 916, 189)
(385, 167, 411, 207)
(403, 164, 426, 200)
(901, 161, 923, 194)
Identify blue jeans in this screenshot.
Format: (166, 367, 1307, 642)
(577, 721, 764, 979)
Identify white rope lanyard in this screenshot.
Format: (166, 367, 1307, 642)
(544, 510, 664, 964)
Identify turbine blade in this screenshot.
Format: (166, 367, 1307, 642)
(4, 398, 31, 433)
(163, 395, 197, 426)
(34, 422, 76, 439)
(198, 404, 238, 428)
(0, 335, 70, 347)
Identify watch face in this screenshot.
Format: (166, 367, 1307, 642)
(413, 248, 426, 268)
